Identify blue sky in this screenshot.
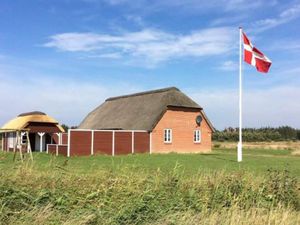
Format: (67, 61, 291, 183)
(0, 0, 300, 129)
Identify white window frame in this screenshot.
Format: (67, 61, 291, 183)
(194, 130, 201, 143)
(164, 129, 172, 143)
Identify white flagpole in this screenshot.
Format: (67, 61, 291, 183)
(238, 27, 243, 162)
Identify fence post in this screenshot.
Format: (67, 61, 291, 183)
(1, 134, 4, 151)
(112, 131, 115, 156)
(67, 129, 71, 157)
(149, 132, 152, 154)
(132, 131, 134, 154)
(91, 130, 94, 156)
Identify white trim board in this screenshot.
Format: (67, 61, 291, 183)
(69, 129, 148, 133)
(67, 129, 71, 157)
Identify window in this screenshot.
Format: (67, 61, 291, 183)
(194, 130, 201, 143)
(21, 133, 27, 144)
(164, 129, 172, 143)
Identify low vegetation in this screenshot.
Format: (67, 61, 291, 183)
(213, 141, 300, 154)
(213, 126, 300, 142)
(0, 148, 299, 224)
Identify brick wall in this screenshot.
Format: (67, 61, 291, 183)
(151, 108, 212, 153)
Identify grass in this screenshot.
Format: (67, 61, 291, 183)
(214, 141, 300, 151)
(0, 147, 299, 177)
(0, 147, 299, 224)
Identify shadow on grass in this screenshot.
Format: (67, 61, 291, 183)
(209, 155, 237, 163)
(197, 152, 237, 163)
(200, 153, 219, 156)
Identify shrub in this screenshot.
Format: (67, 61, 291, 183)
(213, 126, 300, 142)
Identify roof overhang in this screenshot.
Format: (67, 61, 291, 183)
(0, 128, 30, 133)
(167, 105, 203, 110)
(0, 123, 65, 133)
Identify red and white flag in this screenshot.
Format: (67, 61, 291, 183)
(242, 32, 272, 73)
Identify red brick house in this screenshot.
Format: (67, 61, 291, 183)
(76, 87, 214, 154)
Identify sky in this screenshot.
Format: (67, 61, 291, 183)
(0, 0, 300, 130)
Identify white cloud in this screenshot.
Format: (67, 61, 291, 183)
(210, 15, 247, 26)
(189, 85, 300, 129)
(103, 0, 129, 5)
(0, 74, 140, 127)
(223, 0, 267, 11)
(267, 39, 300, 52)
(253, 3, 300, 31)
(282, 66, 300, 75)
(189, 89, 238, 129)
(101, 0, 275, 12)
(84, 52, 122, 59)
(219, 60, 238, 71)
(124, 15, 145, 27)
(0, 69, 299, 130)
(44, 27, 235, 65)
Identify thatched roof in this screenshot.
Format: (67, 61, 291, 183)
(18, 111, 46, 117)
(1, 111, 64, 132)
(79, 87, 214, 131)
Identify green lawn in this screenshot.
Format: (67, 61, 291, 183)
(0, 148, 299, 225)
(0, 148, 299, 177)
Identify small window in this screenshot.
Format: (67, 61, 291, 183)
(164, 129, 172, 143)
(194, 130, 201, 143)
(21, 133, 27, 144)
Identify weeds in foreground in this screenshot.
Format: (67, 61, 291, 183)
(0, 163, 299, 225)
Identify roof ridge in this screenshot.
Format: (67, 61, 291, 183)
(106, 87, 180, 101)
(18, 111, 46, 117)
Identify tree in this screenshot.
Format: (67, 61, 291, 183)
(61, 124, 69, 132)
(212, 126, 300, 142)
(277, 126, 297, 140)
(297, 130, 300, 140)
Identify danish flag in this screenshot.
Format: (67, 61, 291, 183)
(242, 32, 272, 73)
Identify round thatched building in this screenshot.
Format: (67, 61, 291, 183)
(1, 111, 64, 152)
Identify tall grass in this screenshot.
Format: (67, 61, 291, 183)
(0, 160, 299, 225)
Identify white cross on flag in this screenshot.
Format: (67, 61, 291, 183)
(242, 32, 272, 73)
